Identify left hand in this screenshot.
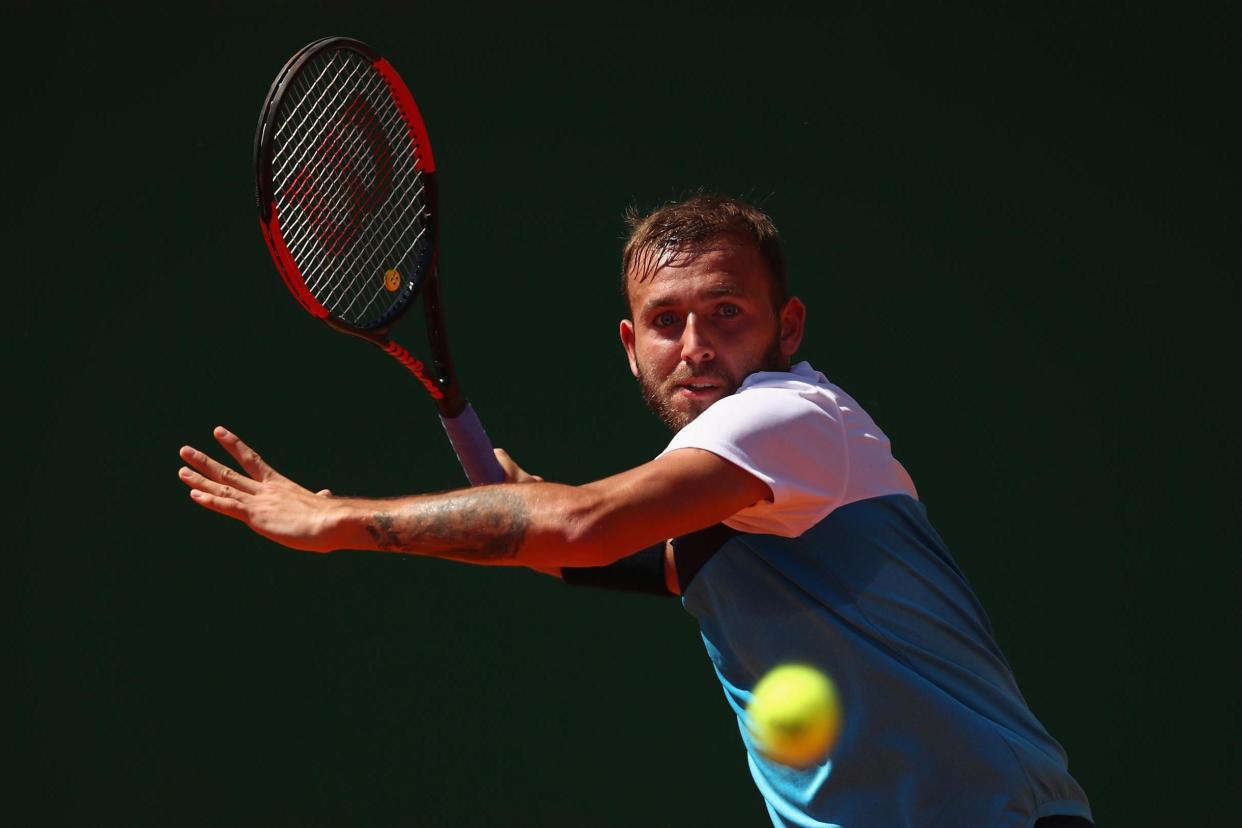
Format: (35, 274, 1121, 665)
(493, 448, 544, 484)
(178, 427, 339, 552)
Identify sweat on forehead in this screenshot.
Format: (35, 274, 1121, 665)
(622, 236, 786, 314)
(627, 236, 743, 285)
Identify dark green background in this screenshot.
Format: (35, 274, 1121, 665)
(13, 2, 1238, 825)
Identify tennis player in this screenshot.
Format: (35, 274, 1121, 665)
(179, 195, 1093, 827)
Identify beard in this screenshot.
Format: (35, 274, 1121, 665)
(636, 335, 788, 432)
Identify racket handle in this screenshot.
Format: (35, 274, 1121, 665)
(439, 404, 506, 486)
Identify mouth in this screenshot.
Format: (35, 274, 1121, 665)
(675, 380, 722, 398)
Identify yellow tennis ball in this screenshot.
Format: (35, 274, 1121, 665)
(745, 664, 842, 768)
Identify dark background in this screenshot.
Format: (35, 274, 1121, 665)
(13, 2, 1238, 825)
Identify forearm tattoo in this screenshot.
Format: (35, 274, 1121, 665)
(364, 488, 531, 561)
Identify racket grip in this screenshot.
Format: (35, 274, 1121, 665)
(439, 404, 506, 486)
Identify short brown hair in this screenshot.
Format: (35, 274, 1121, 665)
(621, 194, 788, 310)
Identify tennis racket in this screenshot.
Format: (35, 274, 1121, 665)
(254, 36, 504, 486)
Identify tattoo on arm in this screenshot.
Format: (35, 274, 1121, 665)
(363, 488, 531, 561)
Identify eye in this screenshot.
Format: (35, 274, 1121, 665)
(717, 303, 741, 318)
(653, 311, 678, 328)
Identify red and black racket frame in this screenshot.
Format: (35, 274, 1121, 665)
(253, 37, 469, 420)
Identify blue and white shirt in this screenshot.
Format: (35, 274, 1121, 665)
(661, 362, 1092, 827)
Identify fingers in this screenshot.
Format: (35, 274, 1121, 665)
(316, 488, 333, 496)
(179, 444, 261, 494)
(212, 426, 280, 481)
(494, 448, 518, 476)
(186, 487, 246, 519)
(179, 465, 251, 503)
(493, 448, 544, 484)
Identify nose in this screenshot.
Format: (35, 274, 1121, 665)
(679, 313, 715, 366)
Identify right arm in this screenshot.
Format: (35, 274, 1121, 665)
(180, 427, 769, 573)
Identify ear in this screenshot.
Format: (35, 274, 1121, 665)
(619, 319, 640, 378)
(778, 296, 806, 359)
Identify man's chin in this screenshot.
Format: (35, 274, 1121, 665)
(662, 390, 722, 430)
(636, 366, 743, 432)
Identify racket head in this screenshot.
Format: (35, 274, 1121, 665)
(254, 37, 438, 334)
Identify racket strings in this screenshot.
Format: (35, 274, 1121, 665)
(276, 77, 387, 206)
(272, 55, 374, 172)
(275, 60, 389, 249)
(270, 48, 431, 330)
(331, 184, 428, 321)
(285, 126, 418, 285)
(280, 101, 404, 263)
(310, 145, 427, 318)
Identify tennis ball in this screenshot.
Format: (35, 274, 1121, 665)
(745, 664, 842, 768)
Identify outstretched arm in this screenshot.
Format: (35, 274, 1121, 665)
(179, 426, 769, 571)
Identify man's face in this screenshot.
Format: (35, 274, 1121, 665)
(619, 237, 806, 432)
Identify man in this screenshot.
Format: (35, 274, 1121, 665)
(179, 196, 1093, 826)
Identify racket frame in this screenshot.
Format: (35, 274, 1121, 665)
(252, 36, 467, 419)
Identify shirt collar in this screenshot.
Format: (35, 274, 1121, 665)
(738, 360, 825, 390)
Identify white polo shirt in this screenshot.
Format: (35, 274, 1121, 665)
(660, 361, 918, 536)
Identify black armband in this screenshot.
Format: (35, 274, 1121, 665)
(672, 523, 740, 592)
(561, 543, 672, 597)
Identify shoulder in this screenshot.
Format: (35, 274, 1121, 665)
(658, 362, 917, 537)
(659, 363, 850, 517)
